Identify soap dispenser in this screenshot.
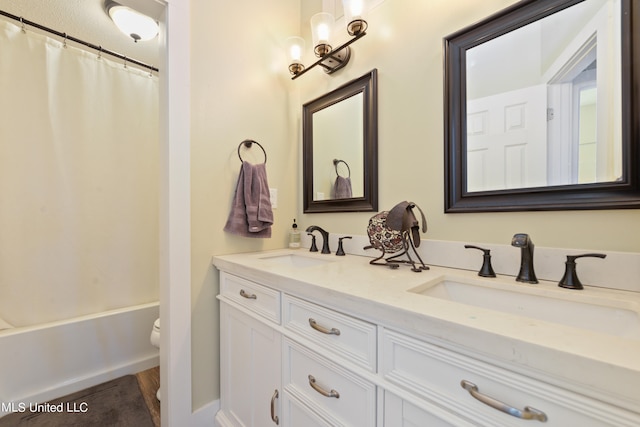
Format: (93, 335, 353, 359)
(289, 219, 301, 249)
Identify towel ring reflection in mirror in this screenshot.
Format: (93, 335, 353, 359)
(303, 69, 378, 213)
(237, 139, 267, 164)
(333, 159, 351, 178)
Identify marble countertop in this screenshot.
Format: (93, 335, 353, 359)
(212, 248, 640, 410)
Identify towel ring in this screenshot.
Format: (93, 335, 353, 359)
(237, 139, 267, 164)
(333, 159, 351, 178)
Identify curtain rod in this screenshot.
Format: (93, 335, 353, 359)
(0, 9, 159, 73)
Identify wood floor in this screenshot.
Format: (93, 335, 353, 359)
(136, 366, 161, 427)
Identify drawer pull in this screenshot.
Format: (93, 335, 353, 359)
(461, 380, 547, 422)
(270, 389, 279, 425)
(308, 375, 340, 398)
(308, 318, 341, 335)
(239, 289, 257, 299)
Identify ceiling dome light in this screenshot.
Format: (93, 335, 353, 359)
(107, 2, 158, 42)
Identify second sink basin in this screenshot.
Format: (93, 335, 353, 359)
(259, 253, 333, 268)
(408, 276, 640, 339)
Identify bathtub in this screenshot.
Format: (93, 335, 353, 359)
(0, 302, 159, 415)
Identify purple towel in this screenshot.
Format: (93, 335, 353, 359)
(333, 176, 353, 199)
(224, 162, 273, 238)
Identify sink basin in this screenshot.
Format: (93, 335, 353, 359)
(408, 276, 640, 339)
(259, 253, 333, 268)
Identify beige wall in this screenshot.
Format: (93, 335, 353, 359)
(189, 0, 300, 409)
(296, 0, 640, 253)
(189, 0, 640, 409)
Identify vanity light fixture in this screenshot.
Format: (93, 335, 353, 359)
(285, 36, 305, 75)
(342, 0, 368, 36)
(287, 0, 369, 79)
(105, 1, 159, 43)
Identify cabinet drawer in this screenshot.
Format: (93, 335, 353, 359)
(220, 272, 280, 324)
(283, 337, 376, 427)
(283, 294, 377, 372)
(281, 391, 335, 427)
(381, 329, 640, 427)
(384, 391, 475, 427)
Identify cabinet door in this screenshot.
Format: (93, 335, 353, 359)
(218, 302, 282, 427)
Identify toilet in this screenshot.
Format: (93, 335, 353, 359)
(150, 318, 161, 401)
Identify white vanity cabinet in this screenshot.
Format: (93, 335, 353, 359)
(214, 253, 640, 427)
(217, 274, 282, 427)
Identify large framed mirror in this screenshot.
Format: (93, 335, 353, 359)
(444, 0, 640, 212)
(303, 69, 378, 213)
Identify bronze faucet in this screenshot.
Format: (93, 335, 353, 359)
(511, 233, 538, 284)
(306, 226, 330, 254)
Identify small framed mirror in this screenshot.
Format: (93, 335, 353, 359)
(444, 0, 640, 212)
(303, 69, 378, 213)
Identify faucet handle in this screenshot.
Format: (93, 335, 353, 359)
(464, 245, 496, 278)
(336, 236, 352, 256)
(559, 253, 606, 290)
(307, 233, 318, 252)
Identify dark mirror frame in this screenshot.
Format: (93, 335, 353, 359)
(303, 69, 378, 213)
(444, 0, 640, 212)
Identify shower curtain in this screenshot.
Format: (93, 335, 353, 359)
(0, 19, 159, 328)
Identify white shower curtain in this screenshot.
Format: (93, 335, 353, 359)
(0, 20, 159, 327)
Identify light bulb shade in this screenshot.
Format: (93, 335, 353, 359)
(285, 36, 305, 63)
(107, 3, 159, 42)
(285, 36, 305, 75)
(311, 12, 334, 56)
(341, 0, 368, 36)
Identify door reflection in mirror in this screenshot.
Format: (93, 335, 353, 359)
(465, 0, 621, 192)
